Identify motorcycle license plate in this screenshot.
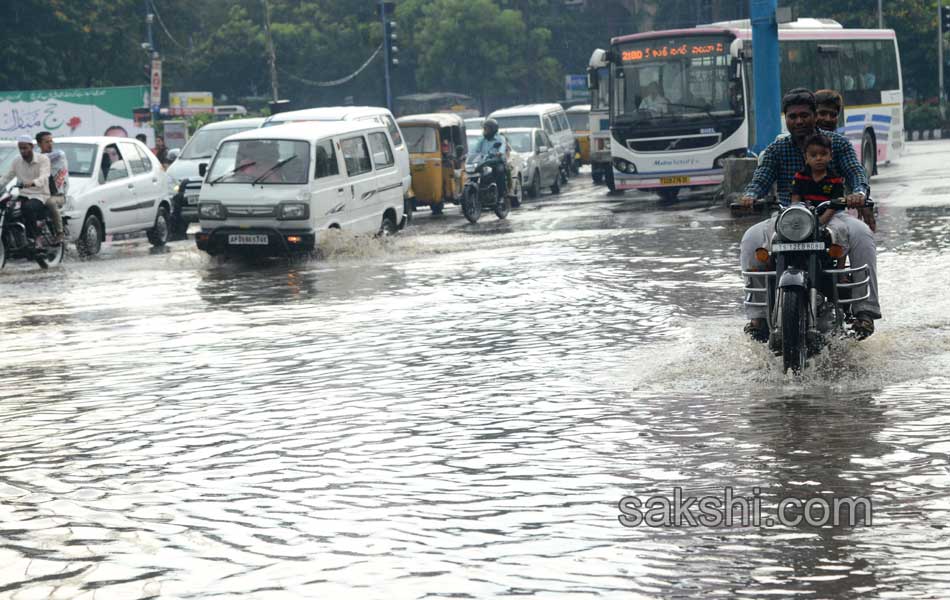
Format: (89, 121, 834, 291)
(660, 176, 690, 185)
(772, 242, 826, 252)
(228, 234, 269, 245)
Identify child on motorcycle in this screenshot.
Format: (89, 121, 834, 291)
(790, 132, 845, 270)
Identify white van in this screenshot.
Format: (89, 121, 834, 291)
(166, 117, 265, 237)
(262, 106, 412, 225)
(194, 121, 404, 257)
(489, 104, 576, 176)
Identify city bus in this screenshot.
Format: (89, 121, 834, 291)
(587, 51, 612, 188)
(606, 18, 903, 201)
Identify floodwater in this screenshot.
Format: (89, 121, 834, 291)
(1, 142, 949, 599)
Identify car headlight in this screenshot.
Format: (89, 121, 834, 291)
(278, 203, 309, 220)
(199, 202, 226, 220)
(776, 205, 815, 242)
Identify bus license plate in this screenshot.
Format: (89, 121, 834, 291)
(660, 176, 690, 185)
(228, 234, 269, 245)
(772, 242, 826, 252)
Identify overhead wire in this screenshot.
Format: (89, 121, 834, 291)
(277, 44, 383, 87)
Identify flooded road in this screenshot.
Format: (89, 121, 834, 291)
(2, 141, 950, 599)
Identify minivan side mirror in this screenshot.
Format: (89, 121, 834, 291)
(167, 148, 181, 162)
(198, 163, 208, 177)
(538, 146, 549, 154)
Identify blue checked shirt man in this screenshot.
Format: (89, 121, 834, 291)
(739, 89, 879, 341)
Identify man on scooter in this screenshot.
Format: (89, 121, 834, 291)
(470, 118, 508, 198)
(0, 135, 52, 244)
(738, 88, 879, 340)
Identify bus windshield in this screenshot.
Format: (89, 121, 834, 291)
(612, 35, 741, 123)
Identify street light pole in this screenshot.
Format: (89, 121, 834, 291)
(940, 1, 945, 116)
(145, 0, 159, 127)
(878, 0, 883, 29)
(262, 0, 279, 102)
(380, 0, 393, 111)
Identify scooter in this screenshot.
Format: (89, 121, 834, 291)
(461, 148, 511, 224)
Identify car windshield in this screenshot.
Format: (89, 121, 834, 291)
(612, 35, 742, 124)
(0, 146, 17, 174)
(503, 132, 532, 153)
(207, 139, 310, 184)
(56, 143, 98, 176)
(181, 126, 255, 160)
(567, 113, 588, 131)
(494, 115, 542, 130)
(401, 126, 438, 153)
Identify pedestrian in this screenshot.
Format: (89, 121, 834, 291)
(152, 135, 170, 169)
(35, 131, 67, 243)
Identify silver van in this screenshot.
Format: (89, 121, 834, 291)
(489, 104, 576, 177)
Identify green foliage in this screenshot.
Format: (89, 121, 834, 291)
(904, 103, 942, 131)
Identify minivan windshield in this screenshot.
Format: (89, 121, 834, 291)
(493, 115, 542, 130)
(567, 113, 588, 131)
(207, 139, 310, 184)
(181, 126, 256, 160)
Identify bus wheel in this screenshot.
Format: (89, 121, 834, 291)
(862, 131, 876, 179)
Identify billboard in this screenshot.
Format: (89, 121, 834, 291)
(0, 85, 152, 143)
(565, 74, 589, 103)
(169, 91, 213, 116)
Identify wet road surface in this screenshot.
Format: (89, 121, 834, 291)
(1, 141, 950, 598)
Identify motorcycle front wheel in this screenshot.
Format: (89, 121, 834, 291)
(781, 287, 808, 374)
(0, 238, 6, 270)
(462, 186, 481, 223)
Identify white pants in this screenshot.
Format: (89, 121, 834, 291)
(739, 211, 881, 320)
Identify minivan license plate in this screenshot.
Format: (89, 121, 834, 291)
(228, 234, 269, 245)
(772, 242, 826, 252)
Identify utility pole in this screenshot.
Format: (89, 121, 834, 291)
(145, 0, 160, 128)
(750, 0, 781, 153)
(262, 0, 279, 102)
(940, 1, 946, 116)
(380, 1, 397, 111)
(877, 0, 883, 29)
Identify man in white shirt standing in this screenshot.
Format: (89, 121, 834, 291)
(0, 135, 51, 243)
(36, 131, 67, 242)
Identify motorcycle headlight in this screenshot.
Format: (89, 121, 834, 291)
(199, 202, 226, 220)
(482, 165, 493, 175)
(465, 164, 476, 174)
(776, 205, 815, 242)
(278, 203, 309, 220)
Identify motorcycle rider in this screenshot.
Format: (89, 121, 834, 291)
(470, 118, 508, 198)
(738, 88, 879, 340)
(36, 131, 67, 243)
(0, 135, 52, 244)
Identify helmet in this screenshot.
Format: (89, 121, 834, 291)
(482, 118, 499, 137)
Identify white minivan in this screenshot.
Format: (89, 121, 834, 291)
(262, 106, 412, 226)
(489, 104, 576, 176)
(194, 121, 404, 257)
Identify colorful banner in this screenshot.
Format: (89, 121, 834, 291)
(0, 85, 152, 144)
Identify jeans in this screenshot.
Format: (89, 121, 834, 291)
(19, 197, 47, 240)
(740, 211, 881, 320)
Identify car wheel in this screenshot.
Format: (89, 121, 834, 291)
(379, 212, 398, 236)
(529, 171, 541, 198)
(77, 213, 103, 257)
(147, 205, 169, 247)
(511, 175, 523, 208)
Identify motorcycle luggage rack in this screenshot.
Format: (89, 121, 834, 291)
(741, 270, 775, 307)
(741, 263, 870, 308)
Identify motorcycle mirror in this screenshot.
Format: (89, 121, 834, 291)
(198, 163, 208, 177)
(493, 142, 502, 149)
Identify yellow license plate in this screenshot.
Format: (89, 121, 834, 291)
(660, 176, 690, 185)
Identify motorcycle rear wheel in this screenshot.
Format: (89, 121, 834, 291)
(781, 287, 808, 374)
(0, 239, 6, 270)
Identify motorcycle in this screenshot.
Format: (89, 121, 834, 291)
(740, 198, 874, 373)
(0, 189, 67, 270)
(462, 147, 511, 224)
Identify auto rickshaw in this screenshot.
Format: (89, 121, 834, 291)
(396, 113, 468, 215)
(566, 104, 591, 173)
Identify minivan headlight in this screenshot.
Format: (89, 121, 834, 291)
(199, 202, 226, 220)
(776, 205, 814, 242)
(278, 203, 309, 220)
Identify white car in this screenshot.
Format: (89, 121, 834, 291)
(58, 137, 172, 256)
(489, 104, 576, 176)
(500, 128, 562, 198)
(0, 141, 17, 193)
